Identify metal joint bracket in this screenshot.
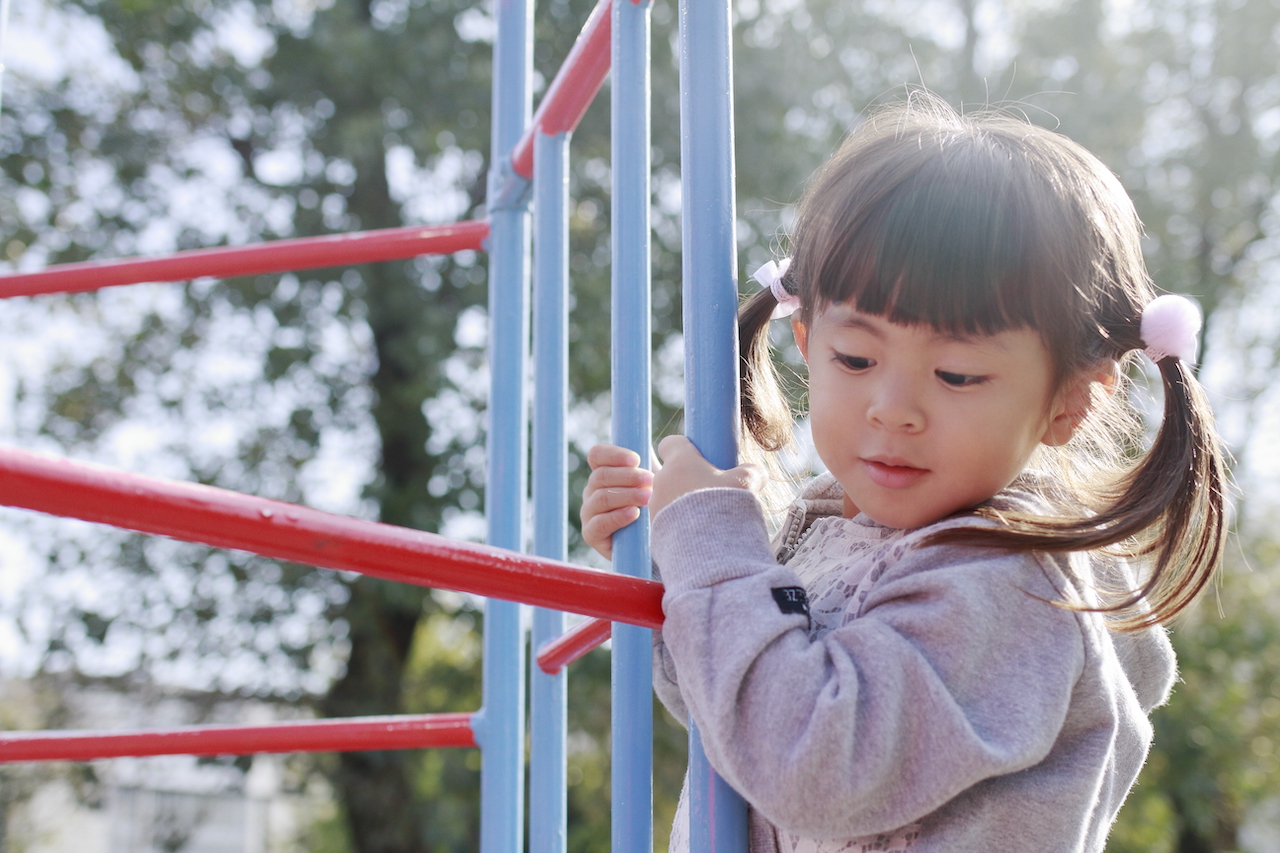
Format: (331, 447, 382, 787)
(488, 158, 533, 213)
(469, 706, 488, 747)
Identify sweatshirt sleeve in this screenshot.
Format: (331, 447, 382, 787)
(651, 563, 691, 726)
(652, 487, 1086, 838)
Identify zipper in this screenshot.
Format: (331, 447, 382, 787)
(778, 515, 820, 564)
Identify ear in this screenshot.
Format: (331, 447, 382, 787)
(1042, 363, 1117, 447)
(792, 316, 810, 362)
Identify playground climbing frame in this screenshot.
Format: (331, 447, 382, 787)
(0, 2, 750, 852)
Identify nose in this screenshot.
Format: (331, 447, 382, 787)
(866, 376, 926, 433)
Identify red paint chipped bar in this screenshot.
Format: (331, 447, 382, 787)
(0, 220, 489, 297)
(0, 714, 476, 763)
(537, 617, 613, 674)
(0, 445, 664, 629)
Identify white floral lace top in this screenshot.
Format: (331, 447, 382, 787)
(784, 515, 904, 636)
(775, 517, 918, 853)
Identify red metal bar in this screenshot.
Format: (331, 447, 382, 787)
(510, 0, 612, 178)
(0, 220, 490, 298)
(0, 446, 664, 629)
(0, 713, 476, 763)
(536, 617, 612, 674)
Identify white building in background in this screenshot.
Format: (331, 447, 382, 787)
(0, 680, 335, 853)
(10, 764, 273, 853)
(107, 785, 261, 853)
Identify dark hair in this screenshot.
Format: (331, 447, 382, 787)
(740, 95, 1226, 629)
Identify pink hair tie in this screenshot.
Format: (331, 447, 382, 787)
(1140, 294, 1202, 364)
(752, 258, 799, 319)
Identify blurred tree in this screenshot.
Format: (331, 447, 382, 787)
(4, 0, 1280, 850)
(0, 0, 690, 849)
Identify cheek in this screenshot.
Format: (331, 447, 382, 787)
(948, 400, 1043, 460)
(814, 377, 864, 426)
(807, 379, 855, 447)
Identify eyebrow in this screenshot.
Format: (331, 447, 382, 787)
(828, 310, 1014, 352)
(830, 314, 885, 337)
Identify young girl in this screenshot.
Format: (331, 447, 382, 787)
(581, 97, 1226, 853)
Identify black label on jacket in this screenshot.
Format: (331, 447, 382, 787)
(771, 586, 810, 617)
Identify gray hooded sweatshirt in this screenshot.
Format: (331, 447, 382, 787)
(651, 475, 1176, 853)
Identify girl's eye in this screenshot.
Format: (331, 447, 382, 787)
(835, 354, 873, 371)
(937, 370, 987, 387)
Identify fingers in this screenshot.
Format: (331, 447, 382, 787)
(587, 443, 642, 471)
(651, 435, 767, 518)
(581, 505, 641, 560)
(581, 476, 652, 517)
(656, 434, 694, 465)
(726, 462, 766, 493)
(581, 442, 653, 560)
(584, 464, 653, 491)
(581, 439, 763, 559)
(656, 435, 763, 490)
(582, 453, 653, 512)
(581, 481, 649, 560)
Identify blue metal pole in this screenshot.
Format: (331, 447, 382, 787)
(611, 1, 655, 853)
(481, 0, 532, 852)
(676, 1, 749, 853)
(530, 128, 570, 853)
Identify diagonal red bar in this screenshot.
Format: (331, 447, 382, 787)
(0, 220, 490, 298)
(0, 713, 476, 763)
(0, 446, 665, 629)
(510, 0, 612, 178)
(536, 617, 613, 674)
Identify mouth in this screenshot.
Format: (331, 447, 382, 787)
(862, 458, 929, 489)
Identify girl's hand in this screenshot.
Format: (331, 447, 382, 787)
(580, 443, 654, 559)
(651, 435, 764, 517)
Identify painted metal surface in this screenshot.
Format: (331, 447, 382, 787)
(480, 1, 533, 852)
(0, 714, 476, 763)
(611, 3, 655, 853)
(0, 220, 489, 297)
(678, 0, 751, 852)
(530, 128, 571, 853)
(536, 617, 612, 675)
(0, 445, 664, 627)
(511, 0, 612, 179)
(0, 4, 762, 853)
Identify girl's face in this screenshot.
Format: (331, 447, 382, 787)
(795, 302, 1086, 528)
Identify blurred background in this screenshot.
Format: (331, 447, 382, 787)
(0, 0, 1277, 851)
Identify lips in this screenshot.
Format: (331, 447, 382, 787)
(862, 458, 928, 489)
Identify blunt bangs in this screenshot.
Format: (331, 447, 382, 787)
(812, 135, 1075, 340)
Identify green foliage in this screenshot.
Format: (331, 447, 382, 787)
(398, 604, 484, 853)
(1107, 534, 1280, 852)
(299, 798, 357, 853)
(392, 607, 688, 853)
(4, 0, 1280, 850)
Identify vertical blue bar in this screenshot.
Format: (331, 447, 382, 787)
(482, 1, 532, 853)
(676, 2, 749, 853)
(530, 129, 570, 853)
(611, 3, 655, 853)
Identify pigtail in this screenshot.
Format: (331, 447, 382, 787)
(1137, 358, 1228, 622)
(1086, 357, 1227, 627)
(739, 280, 795, 453)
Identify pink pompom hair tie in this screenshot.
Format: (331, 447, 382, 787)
(752, 258, 799, 319)
(1140, 294, 1202, 364)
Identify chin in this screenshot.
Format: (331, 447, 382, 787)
(862, 508, 932, 530)
(859, 501, 954, 531)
